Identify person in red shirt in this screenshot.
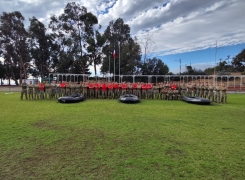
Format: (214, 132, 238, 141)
(95, 81, 101, 99)
(141, 83, 147, 99)
(146, 83, 153, 99)
(121, 82, 127, 95)
(88, 82, 94, 99)
(101, 82, 107, 99)
(60, 81, 66, 96)
(114, 82, 119, 98)
(132, 82, 137, 95)
(108, 82, 114, 99)
(39, 81, 45, 99)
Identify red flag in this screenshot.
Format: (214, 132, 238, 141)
(113, 49, 116, 59)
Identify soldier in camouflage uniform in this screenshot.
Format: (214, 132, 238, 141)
(20, 79, 28, 100)
(221, 83, 227, 104)
(192, 81, 197, 96)
(153, 83, 160, 99)
(50, 81, 56, 99)
(28, 81, 34, 100)
(181, 82, 187, 99)
(204, 82, 209, 98)
(214, 82, 221, 103)
(34, 81, 40, 100)
(75, 82, 81, 95)
(136, 82, 142, 98)
(208, 82, 215, 102)
(200, 82, 205, 98)
(45, 81, 51, 99)
(196, 81, 201, 97)
(186, 82, 192, 97)
(82, 82, 88, 98)
(70, 82, 76, 95)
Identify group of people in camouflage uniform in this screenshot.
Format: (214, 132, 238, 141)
(20, 80, 227, 103)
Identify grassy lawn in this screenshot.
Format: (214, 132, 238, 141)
(0, 93, 245, 179)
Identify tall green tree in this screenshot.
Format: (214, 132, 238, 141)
(87, 30, 106, 76)
(232, 49, 245, 72)
(0, 61, 6, 85)
(101, 18, 141, 77)
(140, 57, 169, 75)
(28, 17, 51, 77)
(49, 2, 98, 74)
(0, 11, 30, 85)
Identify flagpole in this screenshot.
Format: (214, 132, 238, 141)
(109, 43, 110, 82)
(114, 44, 115, 82)
(118, 42, 121, 83)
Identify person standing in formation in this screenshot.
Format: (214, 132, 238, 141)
(20, 79, 28, 100)
(50, 81, 56, 98)
(153, 83, 160, 99)
(192, 81, 197, 96)
(82, 81, 88, 98)
(39, 81, 45, 100)
(34, 81, 40, 100)
(60, 81, 66, 96)
(28, 81, 34, 100)
(215, 82, 221, 103)
(181, 82, 187, 98)
(187, 82, 192, 97)
(208, 82, 215, 102)
(221, 83, 227, 104)
(204, 82, 209, 98)
(45, 81, 51, 99)
(121, 82, 127, 95)
(200, 82, 205, 98)
(114, 82, 119, 98)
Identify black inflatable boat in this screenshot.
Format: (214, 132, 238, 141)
(119, 94, 140, 103)
(58, 94, 85, 103)
(182, 96, 211, 105)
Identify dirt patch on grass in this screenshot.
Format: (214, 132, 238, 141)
(166, 147, 184, 158)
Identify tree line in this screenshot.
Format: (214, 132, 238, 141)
(0, 2, 169, 85)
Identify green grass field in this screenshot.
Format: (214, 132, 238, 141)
(0, 93, 245, 179)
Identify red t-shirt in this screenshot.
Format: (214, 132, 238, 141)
(89, 83, 94, 89)
(95, 83, 100, 90)
(146, 84, 153, 89)
(39, 83, 44, 90)
(102, 84, 107, 91)
(108, 84, 113, 89)
(114, 83, 119, 89)
(171, 84, 177, 90)
(141, 85, 147, 90)
(132, 83, 137, 89)
(60, 83, 66, 88)
(122, 83, 127, 89)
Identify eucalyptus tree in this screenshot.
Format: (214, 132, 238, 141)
(0, 11, 30, 84)
(28, 17, 51, 77)
(101, 18, 141, 77)
(49, 2, 98, 74)
(87, 30, 106, 76)
(140, 57, 169, 75)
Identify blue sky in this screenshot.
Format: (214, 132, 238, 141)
(1, 0, 245, 75)
(159, 43, 245, 73)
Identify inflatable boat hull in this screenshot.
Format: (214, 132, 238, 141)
(58, 94, 85, 103)
(119, 94, 140, 103)
(182, 96, 211, 105)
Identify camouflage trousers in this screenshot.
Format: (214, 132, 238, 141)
(208, 92, 214, 102)
(34, 90, 40, 99)
(20, 90, 28, 100)
(28, 90, 34, 100)
(221, 93, 227, 103)
(215, 92, 220, 103)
